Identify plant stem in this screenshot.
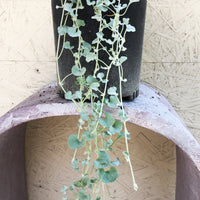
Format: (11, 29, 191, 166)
(118, 65, 138, 191)
(56, 0, 67, 84)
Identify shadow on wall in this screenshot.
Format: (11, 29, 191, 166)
(25, 116, 176, 200)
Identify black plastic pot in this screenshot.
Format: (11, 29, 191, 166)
(51, 0, 147, 100)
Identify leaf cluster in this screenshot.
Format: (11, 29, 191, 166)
(55, 0, 139, 199)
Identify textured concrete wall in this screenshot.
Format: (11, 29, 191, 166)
(142, 0, 200, 143)
(0, 0, 200, 145)
(0, 0, 56, 115)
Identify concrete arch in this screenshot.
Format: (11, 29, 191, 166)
(0, 82, 200, 200)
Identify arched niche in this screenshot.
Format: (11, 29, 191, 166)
(25, 116, 176, 200)
(0, 82, 199, 200)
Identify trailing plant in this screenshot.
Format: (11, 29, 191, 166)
(55, 0, 140, 199)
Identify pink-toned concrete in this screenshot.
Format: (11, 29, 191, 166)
(0, 82, 200, 200)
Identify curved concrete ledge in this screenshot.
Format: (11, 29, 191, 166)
(0, 82, 200, 200)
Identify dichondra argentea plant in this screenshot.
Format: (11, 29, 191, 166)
(55, 0, 140, 199)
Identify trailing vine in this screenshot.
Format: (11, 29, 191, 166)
(55, 0, 140, 199)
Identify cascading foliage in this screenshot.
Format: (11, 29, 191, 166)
(55, 0, 139, 199)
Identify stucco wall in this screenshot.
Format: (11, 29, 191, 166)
(0, 0, 200, 143)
